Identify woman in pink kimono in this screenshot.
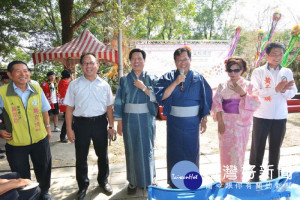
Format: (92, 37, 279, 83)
(212, 57, 260, 186)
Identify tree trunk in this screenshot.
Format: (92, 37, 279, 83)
(59, 0, 74, 44)
(147, 15, 151, 39)
(204, 26, 207, 39)
(47, 0, 61, 44)
(209, 0, 215, 39)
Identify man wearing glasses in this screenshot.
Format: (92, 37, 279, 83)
(154, 47, 212, 188)
(249, 42, 298, 182)
(64, 53, 115, 199)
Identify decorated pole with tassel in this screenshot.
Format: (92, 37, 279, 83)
(255, 30, 264, 67)
(226, 26, 242, 59)
(255, 10, 281, 67)
(281, 25, 300, 67)
(246, 30, 265, 80)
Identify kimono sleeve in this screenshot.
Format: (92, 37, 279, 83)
(212, 83, 224, 113)
(113, 77, 125, 120)
(146, 75, 158, 117)
(154, 73, 174, 115)
(243, 83, 260, 111)
(199, 77, 212, 119)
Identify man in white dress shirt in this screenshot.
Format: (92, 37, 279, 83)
(249, 42, 298, 182)
(64, 53, 115, 200)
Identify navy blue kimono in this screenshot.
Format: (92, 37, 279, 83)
(154, 69, 212, 186)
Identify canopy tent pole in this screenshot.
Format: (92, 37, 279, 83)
(118, 0, 123, 79)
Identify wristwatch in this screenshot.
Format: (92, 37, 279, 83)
(109, 126, 114, 129)
(142, 86, 147, 92)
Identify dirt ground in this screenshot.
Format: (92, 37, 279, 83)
(0, 113, 298, 171)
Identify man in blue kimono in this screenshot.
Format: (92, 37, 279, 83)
(154, 47, 212, 188)
(114, 49, 158, 194)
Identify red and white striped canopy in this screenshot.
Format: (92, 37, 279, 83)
(32, 29, 118, 66)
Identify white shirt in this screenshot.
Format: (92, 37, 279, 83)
(30, 79, 40, 86)
(64, 75, 114, 117)
(49, 83, 57, 104)
(251, 63, 298, 119)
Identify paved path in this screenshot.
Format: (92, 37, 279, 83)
(0, 113, 299, 199)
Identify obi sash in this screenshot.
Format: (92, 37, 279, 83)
(222, 99, 240, 114)
(124, 103, 149, 114)
(170, 105, 200, 117)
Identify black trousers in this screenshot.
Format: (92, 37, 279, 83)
(5, 137, 52, 195)
(60, 113, 66, 141)
(249, 117, 286, 177)
(0, 172, 41, 200)
(73, 115, 109, 190)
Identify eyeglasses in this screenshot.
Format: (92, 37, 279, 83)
(82, 62, 97, 66)
(269, 53, 284, 58)
(176, 58, 190, 63)
(227, 69, 241, 73)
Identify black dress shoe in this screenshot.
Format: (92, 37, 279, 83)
(100, 183, 113, 195)
(40, 193, 51, 200)
(76, 188, 87, 200)
(60, 138, 68, 143)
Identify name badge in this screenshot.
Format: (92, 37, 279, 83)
(32, 100, 38, 106)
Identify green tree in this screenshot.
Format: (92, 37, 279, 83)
(125, 0, 195, 40)
(193, 0, 237, 39)
(0, 0, 60, 60)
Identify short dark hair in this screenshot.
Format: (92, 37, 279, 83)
(47, 71, 55, 77)
(61, 69, 72, 79)
(7, 60, 29, 73)
(265, 42, 286, 55)
(80, 53, 97, 64)
(1, 74, 9, 80)
(225, 57, 248, 75)
(129, 48, 146, 60)
(174, 48, 191, 60)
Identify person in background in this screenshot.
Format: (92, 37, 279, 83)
(55, 76, 60, 84)
(0, 74, 9, 86)
(249, 42, 298, 182)
(154, 47, 212, 188)
(57, 69, 73, 143)
(64, 53, 114, 200)
(114, 49, 158, 194)
(0, 60, 52, 200)
(41, 71, 61, 132)
(212, 57, 260, 186)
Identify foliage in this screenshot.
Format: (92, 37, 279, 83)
(193, 0, 237, 40)
(1, 0, 299, 91)
(31, 61, 64, 84)
(0, 0, 61, 58)
(125, 0, 196, 40)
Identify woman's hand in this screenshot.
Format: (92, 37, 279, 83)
(229, 83, 246, 96)
(218, 120, 225, 134)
